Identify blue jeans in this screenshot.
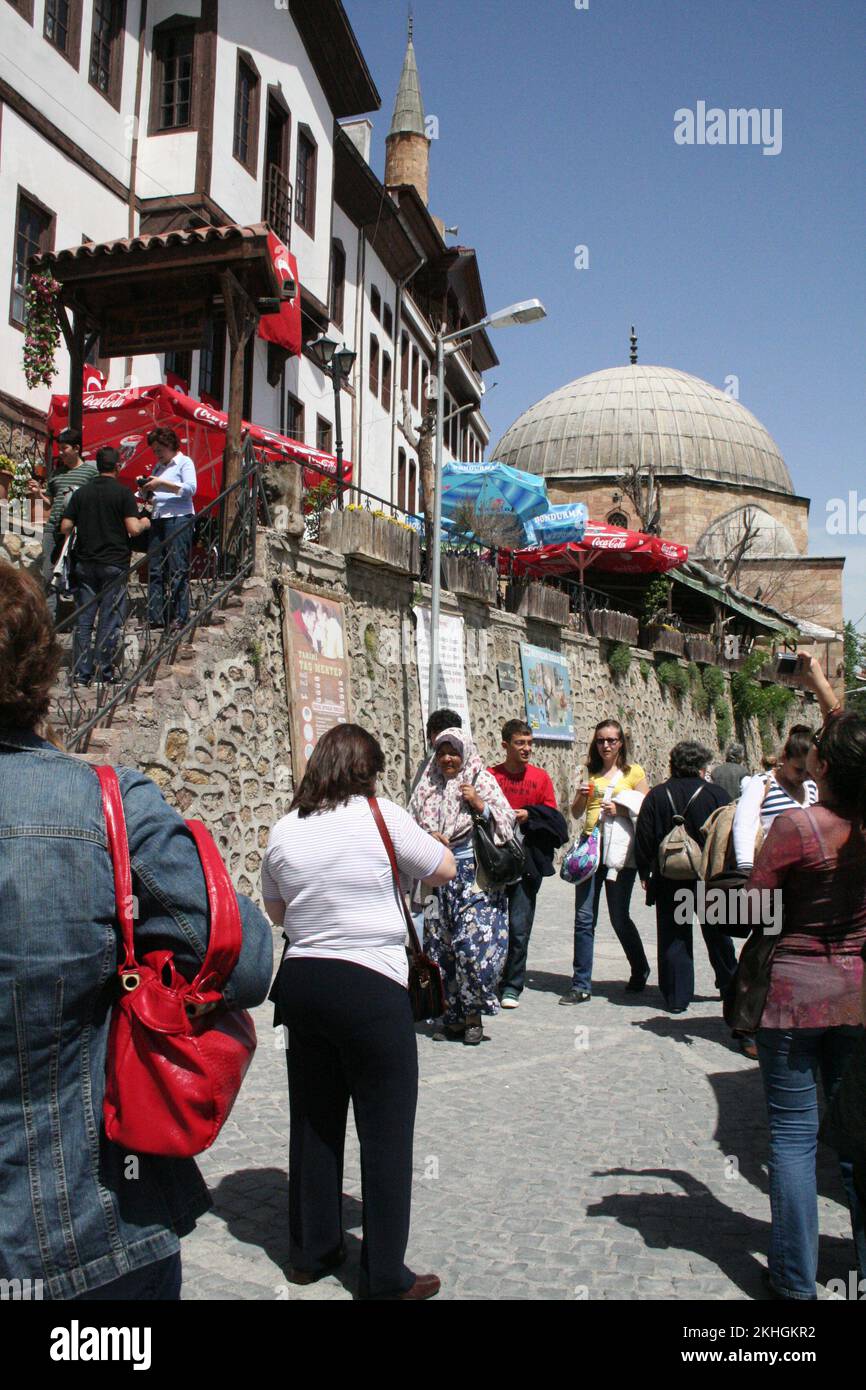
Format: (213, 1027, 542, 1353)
(148, 515, 194, 627)
(572, 867, 648, 992)
(502, 877, 540, 995)
(72, 561, 128, 682)
(756, 1025, 866, 1300)
(74, 1252, 181, 1301)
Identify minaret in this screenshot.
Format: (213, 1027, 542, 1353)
(384, 11, 431, 205)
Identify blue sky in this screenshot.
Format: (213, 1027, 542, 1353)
(344, 0, 866, 625)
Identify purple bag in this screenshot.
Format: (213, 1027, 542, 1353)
(560, 826, 601, 885)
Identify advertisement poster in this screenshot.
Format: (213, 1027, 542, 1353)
(283, 586, 352, 779)
(414, 607, 472, 738)
(519, 643, 574, 742)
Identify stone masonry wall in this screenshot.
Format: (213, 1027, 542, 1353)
(91, 528, 819, 888)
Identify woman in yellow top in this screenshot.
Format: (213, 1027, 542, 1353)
(559, 719, 651, 1005)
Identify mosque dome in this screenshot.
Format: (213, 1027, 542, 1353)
(491, 364, 794, 497)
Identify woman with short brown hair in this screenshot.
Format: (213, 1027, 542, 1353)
(262, 724, 456, 1300)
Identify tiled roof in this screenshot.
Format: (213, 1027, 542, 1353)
(33, 222, 270, 270)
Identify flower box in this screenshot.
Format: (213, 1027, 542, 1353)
(508, 580, 570, 626)
(589, 609, 639, 644)
(640, 623, 685, 657)
(320, 506, 420, 575)
(441, 554, 498, 604)
(685, 635, 716, 665)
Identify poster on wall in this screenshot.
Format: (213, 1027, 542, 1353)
(283, 586, 353, 779)
(414, 607, 472, 738)
(519, 642, 574, 742)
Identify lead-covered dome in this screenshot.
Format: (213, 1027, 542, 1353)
(492, 365, 794, 497)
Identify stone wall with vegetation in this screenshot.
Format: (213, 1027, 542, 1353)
(93, 528, 819, 883)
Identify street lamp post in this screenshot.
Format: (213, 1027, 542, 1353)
(427, 299, 546, 719)
(309, 337, 357, 508)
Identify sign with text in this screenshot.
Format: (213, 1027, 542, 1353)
(519, 642, 574, 742)
(414, 607, 472, 738)
(283, 586, 352, 780)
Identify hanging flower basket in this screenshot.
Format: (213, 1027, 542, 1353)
(320, 506, 420, 574)
(589, 609, 639, 644)
(508, 580, 570, 626)
(22, 273, 62, 390)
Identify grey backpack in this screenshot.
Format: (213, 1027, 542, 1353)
(658, 787, 705, 880)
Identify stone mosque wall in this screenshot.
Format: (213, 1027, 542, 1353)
(97, 529, 818, 897)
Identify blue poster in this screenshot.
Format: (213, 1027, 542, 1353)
(519, 643, 575, 742)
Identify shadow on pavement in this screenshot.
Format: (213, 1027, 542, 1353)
(588, 1167, 857, 1298)
(209, 1166, 363, 1296)
(634, 1012, 740, 1051)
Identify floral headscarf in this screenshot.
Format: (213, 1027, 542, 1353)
(409, 727, 516, 845)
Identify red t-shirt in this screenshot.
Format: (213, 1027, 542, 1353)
(490, 763, 558, 812)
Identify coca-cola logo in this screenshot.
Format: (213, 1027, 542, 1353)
(84, 391, 134, 409)
(192, 405, 227, 429)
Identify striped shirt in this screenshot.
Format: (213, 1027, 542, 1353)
(733, 771, 819, 870)
(261, 795, 445, 986)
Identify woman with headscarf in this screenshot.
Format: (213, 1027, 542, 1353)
(409, 727, 516, 1045)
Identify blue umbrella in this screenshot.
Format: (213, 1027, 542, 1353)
(522, 502, 588, 548)
(440, 460, 549, 543)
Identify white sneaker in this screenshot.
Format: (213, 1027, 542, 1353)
(500, 990, 520, 1009)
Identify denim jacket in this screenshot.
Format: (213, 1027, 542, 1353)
(0, 729, 274, 1299)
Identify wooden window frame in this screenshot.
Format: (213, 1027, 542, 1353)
(381, 350, 392, 411)
(316, 414, 333, 453)
(262, 87, 292, 240)
(5, 1, 35, 25)
(164, 348, 193, 387)
(330, 239, 346, 330)
(382, 303, 393, 338)
(89, 0, 126, 109)
(198, 317, 226, 406)
(43, 0, 82, 69)
(9, 186, 55, 332)
(407, 456, 417, 514)
(396, 448, 406, 512)
(232, 49, 261, 176)
(400, 331, 409, 392)
(370, 285, 381, 322)
(369, 334, 379, 397)
(149, 16, 198, 136)
(294, 124, 317, 237)
(286, 393, 305, 443)
(411, 345, 419, 409)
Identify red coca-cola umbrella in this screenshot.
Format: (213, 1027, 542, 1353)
(47, 382, 351, 509)
(512, 519, 688, 577)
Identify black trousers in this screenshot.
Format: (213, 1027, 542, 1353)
(277, 957, 418, 1298)
(654, 878, 738, 1012)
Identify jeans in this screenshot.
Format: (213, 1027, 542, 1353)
(41, 525, 58, 620)
(278, 957, 419, 1299)
(756, 1026, 866, 1300)
(572, 866, 648, 992)
(148, 515, 193, 627)
(502, 877, 540, 995)
(74, 1252, 182, 1301)
(654, 878, 737, 1012)
(72, 561, 128, 682)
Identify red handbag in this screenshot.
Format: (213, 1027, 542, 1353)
(95, 766, 257, 1158)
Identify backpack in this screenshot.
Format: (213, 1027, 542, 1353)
(700, 800, 765, 889)
(658, 786, 705, 880)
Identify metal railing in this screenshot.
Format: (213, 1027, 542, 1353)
(52, 444, 261, 751)
(0, 414, 48, 476)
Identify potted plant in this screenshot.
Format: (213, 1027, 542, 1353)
(320, 505, 421, 575)
(507, 579, 570, 626)
(684, 633, 716, 665)
(640, 620, 685, 657)
(441, 553, 498, 604)
(589, 609, 639, 644)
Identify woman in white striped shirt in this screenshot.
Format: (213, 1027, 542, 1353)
(733, 725, 818, 871)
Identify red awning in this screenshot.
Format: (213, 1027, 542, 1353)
(513, 520, 688, 577)
(46, 383, 350, 509)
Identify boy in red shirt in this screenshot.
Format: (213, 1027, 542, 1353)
(490, 720, 565, 1007)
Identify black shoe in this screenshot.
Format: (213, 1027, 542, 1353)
(559, 988, 591, 1005)
(669, 1006, 688, 1014)
(625, 967, 650, 993)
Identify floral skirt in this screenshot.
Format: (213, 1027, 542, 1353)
(425, 855, 509, 1023)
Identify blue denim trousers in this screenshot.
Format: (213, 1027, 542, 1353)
(756, 1025, 866, 1300)
(501, 877, 540, 995)
(72, 560, 128, 682)
(148, 515, 194, 627)
(572, 866, 649, 992)
(74, 1252, 181, 1301)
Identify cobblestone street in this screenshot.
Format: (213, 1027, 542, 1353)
(183, 875, 857, 1301)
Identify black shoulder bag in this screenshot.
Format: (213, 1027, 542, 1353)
(368, 797, 446, 1022)
(469, 772, 526, 889)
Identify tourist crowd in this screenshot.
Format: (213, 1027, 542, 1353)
(0, 561, 864, 1304)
